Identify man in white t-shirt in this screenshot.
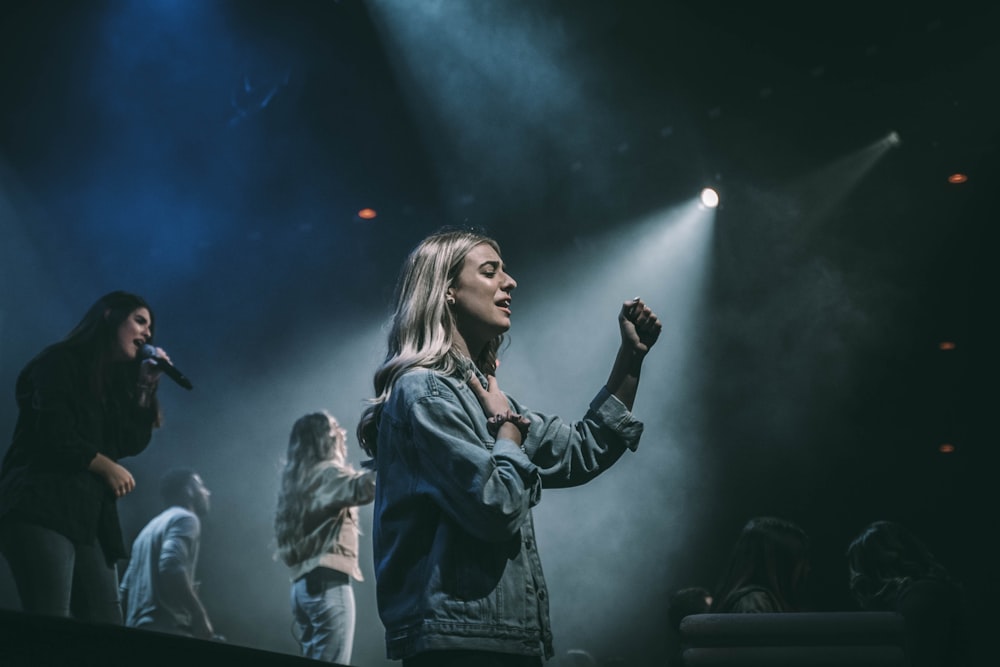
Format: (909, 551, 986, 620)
(120, 468, 215, 639)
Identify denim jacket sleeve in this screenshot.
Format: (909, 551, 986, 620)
(509, 386, 644, 489)
(388, 370, 542, 543)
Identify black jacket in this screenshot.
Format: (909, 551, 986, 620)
(0, 345, 157, 562)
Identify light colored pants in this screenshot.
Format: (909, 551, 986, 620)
(291, 567, 355, 664)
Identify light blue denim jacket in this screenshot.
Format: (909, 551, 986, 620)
(373, 359, 644, 660)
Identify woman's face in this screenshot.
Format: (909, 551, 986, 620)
(112, 307, 153, 361)
(446, 243, 517, 354)
(328, 416, 347, 461)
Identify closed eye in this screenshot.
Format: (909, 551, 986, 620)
(481, 260, 501, 278)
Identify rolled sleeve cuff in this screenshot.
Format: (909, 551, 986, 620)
(492, 438, 542, 506)
(493, 438, 535, 472)
(590, 386, 644, 450)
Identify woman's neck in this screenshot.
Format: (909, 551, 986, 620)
(450, 327, 484, 362)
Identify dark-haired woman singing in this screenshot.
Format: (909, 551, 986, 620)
(0, 290, 172, 623)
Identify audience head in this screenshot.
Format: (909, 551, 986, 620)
(847, 520, 954, 610)
(668, 586, 713, 631)
(713, 516, 810, 612)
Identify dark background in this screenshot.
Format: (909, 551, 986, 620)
(1, 1, 995, 664)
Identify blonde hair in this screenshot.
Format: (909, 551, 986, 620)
(357, 229, 503, 455)
(274, 411, 342, 561)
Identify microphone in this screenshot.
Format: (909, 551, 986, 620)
(139, 344, 194, 390)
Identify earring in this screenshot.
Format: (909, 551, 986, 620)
(446, 296, 455, 305)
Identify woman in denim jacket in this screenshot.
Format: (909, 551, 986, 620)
(358, 229, 662, 666)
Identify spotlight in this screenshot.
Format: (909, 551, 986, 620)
(700, 188, 719, 209)
(886, 131, 901, 147)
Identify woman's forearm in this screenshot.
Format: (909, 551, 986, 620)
(606, 344, 647, 411)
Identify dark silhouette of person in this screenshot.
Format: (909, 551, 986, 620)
(711, 516, 809, 613)
(667, 586, 712, 666)
(847, 520, 968, 667)
(668, 586, 713, 631)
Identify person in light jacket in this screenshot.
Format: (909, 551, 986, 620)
(275, 411, 376, 664)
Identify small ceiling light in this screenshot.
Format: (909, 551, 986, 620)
(938, 443, 955, 454)
(700, 187, 720, 208)
(939, 341, 956, 350)
(357, 208, 377, 219)
(947, 173, 968, 184)
(886, 131, 901, 147)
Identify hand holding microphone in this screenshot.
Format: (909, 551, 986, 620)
(139, 344, 194, 390)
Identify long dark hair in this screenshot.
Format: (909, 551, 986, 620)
(712, 516, 810, 612)
(847, 520, 957, 610)
(29, 290, 161, 423)
(274, 412, 341, 555)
